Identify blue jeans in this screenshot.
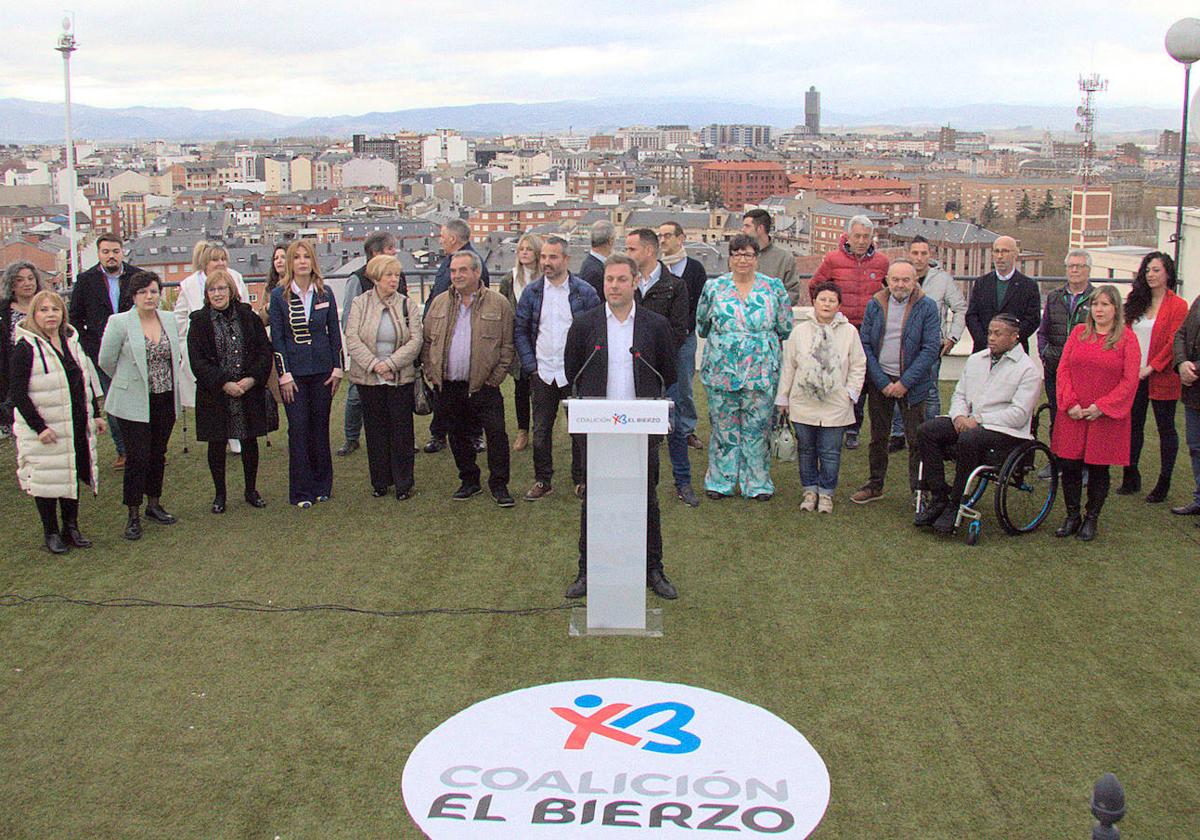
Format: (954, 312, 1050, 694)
(666, 332, 698, 487)
(793, 422, 846, 494)
(95, 367, 125, 456)
(1186, 406, 1200, 505)
(343, 383, 363, 444)
(891, 355, 942, 436)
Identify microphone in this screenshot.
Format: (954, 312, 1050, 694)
(571, 343, 604, 399)
(630, 346, 666, 397)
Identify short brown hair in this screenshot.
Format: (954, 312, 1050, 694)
(204, 268, 241, 304)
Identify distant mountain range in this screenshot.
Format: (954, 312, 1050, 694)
(0, 97, 1183, 143)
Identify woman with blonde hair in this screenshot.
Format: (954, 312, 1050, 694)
(345, 255, 422, 499)
(268, 239, 343, 507)
(498, 233, 542, 451)
(9, 290, 105, 553)
(1051, 285, 1141, 541)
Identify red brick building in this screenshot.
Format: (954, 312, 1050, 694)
(692, 161, 790, 209)
(567, 172, 635, 202)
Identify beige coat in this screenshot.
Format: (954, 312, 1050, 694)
(344, 290, 423, 386)
(13, 324, 103, 499)
(421, 286, 514, 394)
(775, 310, 867, 427)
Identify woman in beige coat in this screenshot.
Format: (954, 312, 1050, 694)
(344, 255, 423, 500)
(775, 281, 867, 512)
(9, 291, 105, 553)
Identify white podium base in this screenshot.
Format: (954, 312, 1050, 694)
(569, 607, 663, 637)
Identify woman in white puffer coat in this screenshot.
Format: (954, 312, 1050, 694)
(9, 290, 105, 553)
(775, 281, 867, 513)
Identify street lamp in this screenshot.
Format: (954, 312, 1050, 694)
(1165, 17, 1200, 268)
(55, 15, 79, 288)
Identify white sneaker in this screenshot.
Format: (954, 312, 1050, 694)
(818, 494, 834, 514)
(800, 491, 817, 511)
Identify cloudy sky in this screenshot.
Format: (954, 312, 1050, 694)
(2, 1, 1197, 116)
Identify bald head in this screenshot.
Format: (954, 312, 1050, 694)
(992, 236, 1018, 275)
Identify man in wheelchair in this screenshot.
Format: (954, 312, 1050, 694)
(914, 314, 1044, 533)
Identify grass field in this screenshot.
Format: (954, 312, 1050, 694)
(1, 383, 1197, 838)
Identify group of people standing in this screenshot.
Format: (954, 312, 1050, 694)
(6, 216, 1200, 570)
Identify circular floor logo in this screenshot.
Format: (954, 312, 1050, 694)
(402, 678, 830, 837)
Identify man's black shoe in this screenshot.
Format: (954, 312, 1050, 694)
(336, 440, 359, 456)
(931, 505, 958, 534)
(493, 487, 515, 507)
(844, 431, 859, 450)
(887, 435, 906, 453)
(144, 504, 177, 525)
(423, 437, 447, 454)
(1055, 515, 1082, 538)
(124, 513, 142, 541)
(372, 488, 388, 498)
(675, 484, 701, 507)
(565, 574, 587, 599)
(451, 484, 482, 500)
(647, 570, 678, 600)
(914, 494, 948, 527)
(472, 435, 486, 453)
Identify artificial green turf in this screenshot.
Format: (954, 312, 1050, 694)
(1, 383, 1197, 838)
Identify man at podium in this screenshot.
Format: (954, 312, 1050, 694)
(563, 254, 679, 600)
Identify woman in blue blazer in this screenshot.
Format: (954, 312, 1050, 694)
(98, 271, 185, 540)
(268, 240, 344, 507)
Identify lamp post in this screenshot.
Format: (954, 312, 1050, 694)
(1165, 18, 1200, 268)
(55, 16, 79, 288)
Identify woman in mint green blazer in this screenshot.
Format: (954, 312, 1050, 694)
(98, 271, 184, 540)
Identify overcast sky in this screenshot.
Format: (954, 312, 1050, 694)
(2, 1, 1197, 116)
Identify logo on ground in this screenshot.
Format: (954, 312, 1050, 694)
(551, 693, 700, 754)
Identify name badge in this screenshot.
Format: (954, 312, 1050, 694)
(314, 301, 329, 310)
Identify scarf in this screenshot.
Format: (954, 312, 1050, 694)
(661, 248, 687, 268)
(796, 320, 845, 401)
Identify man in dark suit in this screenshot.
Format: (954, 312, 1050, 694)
(68, 231, 140, 467)
(563, 253, 678, 600)
(577, 219, 613, 299)
(965, 235, 1041, 353)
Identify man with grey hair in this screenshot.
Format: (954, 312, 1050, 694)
(579, 219, 614, 298)
(422, 219, 490, 454)
(810, 212, 890, 449)
(1037, 248, 1094, 440)
(337, 230, 400, 456)
(742, 209, 800, 304)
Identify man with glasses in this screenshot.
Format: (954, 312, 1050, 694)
(965, 235, 1040, 353)
(1037, 249, 1095, 440)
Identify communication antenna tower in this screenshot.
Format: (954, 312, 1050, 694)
(1075, 73, 1107, 187)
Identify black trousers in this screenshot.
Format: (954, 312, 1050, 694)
(514, 373, 531, 432)
(122, 391, 176, 507)
(1129, 379, 1179, 481)
(1043, 361, 1058, 440)
(34, 496, 79, 536)
(530, 376, 585, 486)
(208, 438, 260, 497)
(578, 437, 663, 576)
(1060, 459, 1110, 516)
(866, 379, 925, 491)
(917, 417, 1021, 502)
(429, 385, 482, 440)
(439, 381, 509, 491)
(360, 382, 415, 495)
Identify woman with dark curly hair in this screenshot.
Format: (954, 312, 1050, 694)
(1118, 251, 1188, 502)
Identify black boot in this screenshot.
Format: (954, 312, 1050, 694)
(62, 520, 92, 548)
(914, 493, 949, 527)
(44, 532, 69, 554)
(1116, 467, 1140, 495)
(144, 497, 177, 524)
(1145, 475, 1170, 504)
(1076, 513, 1099, 541)
(124, 506, 142, 541)
(1055, 510, 1082, 538)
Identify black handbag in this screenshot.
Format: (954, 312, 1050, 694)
(412, 365, 432, 416)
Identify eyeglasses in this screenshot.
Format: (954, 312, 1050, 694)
(1066, 263, 1088, 271)
(730, 252, 757, 260)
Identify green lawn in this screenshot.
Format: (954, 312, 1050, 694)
(1, 383, 1197, 838)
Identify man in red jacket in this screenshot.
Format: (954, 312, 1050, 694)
(810, 214, 890, 448)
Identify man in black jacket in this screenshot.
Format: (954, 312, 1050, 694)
(563, 254, 678, 601)
(965, 235, 1041, 353)
(68, 232, 140, 466)
(578, 219, 613, 299)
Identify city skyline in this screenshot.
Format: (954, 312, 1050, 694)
(2, 1, 1196, 118)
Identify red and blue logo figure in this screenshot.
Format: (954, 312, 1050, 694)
(550, 694, 701, 754)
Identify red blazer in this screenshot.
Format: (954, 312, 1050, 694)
(1052, 325, 1140, 466)
(1140, 290, 1188, 400)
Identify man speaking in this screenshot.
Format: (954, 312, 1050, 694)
(562, 254, 678, 600)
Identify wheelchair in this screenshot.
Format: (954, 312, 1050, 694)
(917, 404, 1058, 545)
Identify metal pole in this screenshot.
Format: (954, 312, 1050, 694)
(57, 26, 79, 288)
(1175, 62, 1191, 268)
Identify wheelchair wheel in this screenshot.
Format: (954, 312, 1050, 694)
(995, 440, 1057, 535)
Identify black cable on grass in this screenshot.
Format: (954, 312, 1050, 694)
(0, 593, 576, 618)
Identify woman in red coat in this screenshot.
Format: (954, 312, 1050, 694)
(1051, 285, 1141, 541)
(1118, 251, 1188, 502)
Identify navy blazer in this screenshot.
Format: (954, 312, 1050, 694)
(578, 253, 606, 299)
(564, 304, 677, 400)
(68, 261, 142, 363)
(268, 285, 343, 380)
(965, 269, 1041, 353)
